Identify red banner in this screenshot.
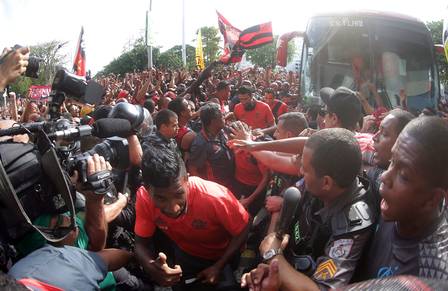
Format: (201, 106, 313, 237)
(276, 31, 301, 67)
(28, 85, 51, 100)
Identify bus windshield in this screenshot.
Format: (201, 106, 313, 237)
(301, 15, 438, 113)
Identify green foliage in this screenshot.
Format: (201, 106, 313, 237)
(245, 35, 298, 68)
(196, 26, 221, 65)
(246, 36, 277, 68)
(9, 76, 33, 97)
(156, 45, 196, 70)
(101, 38, 160, 76)
(426, 20, 448, 84)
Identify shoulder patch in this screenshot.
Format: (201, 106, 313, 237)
(314, 259, 337, 280)
(329, 239, 353, 259)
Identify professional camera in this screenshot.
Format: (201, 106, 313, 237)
(0, 131, 76, 243)
(66, 137, 129, 184)
(48, 69, 105, 121)
(24, 56, 42, 79)
(0, 45, 43, 79)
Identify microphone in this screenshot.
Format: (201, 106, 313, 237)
(0, 118, 133, 140)
(48, 125, 92, 140)
(0, 122, 46, 137)
(276, 187, 302, 239)
(92, 118, 133, 138)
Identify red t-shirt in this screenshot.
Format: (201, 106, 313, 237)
(234, 101, 275, 129)
(355, 132, 375, 165)
(269, 100, 288, 120)
(175, 126, 191, 147)
(234, 151, 268, 186)
(134, 177, 249, 260)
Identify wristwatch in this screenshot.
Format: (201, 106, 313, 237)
(262, 248, 282, 262)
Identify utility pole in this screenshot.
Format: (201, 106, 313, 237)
(182, 0, 186, 67)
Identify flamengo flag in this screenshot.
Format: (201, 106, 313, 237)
(239, 22, 273, 49)
(217, 12, 273, 64)
(217, 11, 243, 64)
(73, 26, 86, 77)
(196, 29, 205, 70)
(444, 11, 448, 62)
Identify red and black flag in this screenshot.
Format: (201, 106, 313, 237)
(239, 22, 273, 49)
(217, 11, 244, 64)
(217, 12, 273, 64)
(73, 26, 86, 77)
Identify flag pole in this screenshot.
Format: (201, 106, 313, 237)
(182, 0, 186, 67)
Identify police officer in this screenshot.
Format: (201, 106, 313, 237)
(242, 128, 376, 290)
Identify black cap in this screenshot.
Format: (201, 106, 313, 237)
(237, 85, 255, 95)
(321, 86, 362, 128)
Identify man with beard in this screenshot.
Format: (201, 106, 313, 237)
(234, 85, 275, 130)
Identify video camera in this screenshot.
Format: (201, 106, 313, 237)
(0, 61, 130, 243)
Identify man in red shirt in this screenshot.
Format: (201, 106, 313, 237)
(135, 146, 250, 290)
(234, 86, 275, 130)
(215, 80, 231, 114)
(263, 88, 288, 122)
(168, 97, 196, 158)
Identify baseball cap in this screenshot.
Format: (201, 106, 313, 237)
(321, 86, 362, 128)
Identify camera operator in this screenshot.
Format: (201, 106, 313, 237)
(0, 46, 30, 93)
(9, 154, 133, 290)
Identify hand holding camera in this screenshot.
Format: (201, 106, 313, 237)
(0, 46, 30, 91)
(72, 154, 113, 199)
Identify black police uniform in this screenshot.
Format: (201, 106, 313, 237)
(285, 177, 375, 289)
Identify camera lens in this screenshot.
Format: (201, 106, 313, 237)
(25, 57, 41, 79)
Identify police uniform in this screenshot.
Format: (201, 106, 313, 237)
(285, 177, 375, 289)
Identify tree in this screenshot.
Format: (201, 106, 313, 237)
(100, 38, 160, 76)
(427, 20, 448, 84)
(9, 40, 69, 96)
(156, 45, 195, 70)
(196, 26, 221, 65)
(246, 36, 277, 68)
(245, 35, 298, 68)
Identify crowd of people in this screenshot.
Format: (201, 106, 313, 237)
(0, 42, 448, 291)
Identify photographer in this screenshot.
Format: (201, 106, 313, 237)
(0, 46, 30, 93)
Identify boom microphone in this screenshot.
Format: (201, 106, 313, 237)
(0, 122, 47, 137)
(0, 118, 133, 140)
(92, 118, 133, 138)
(276, 187, 302, 239)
